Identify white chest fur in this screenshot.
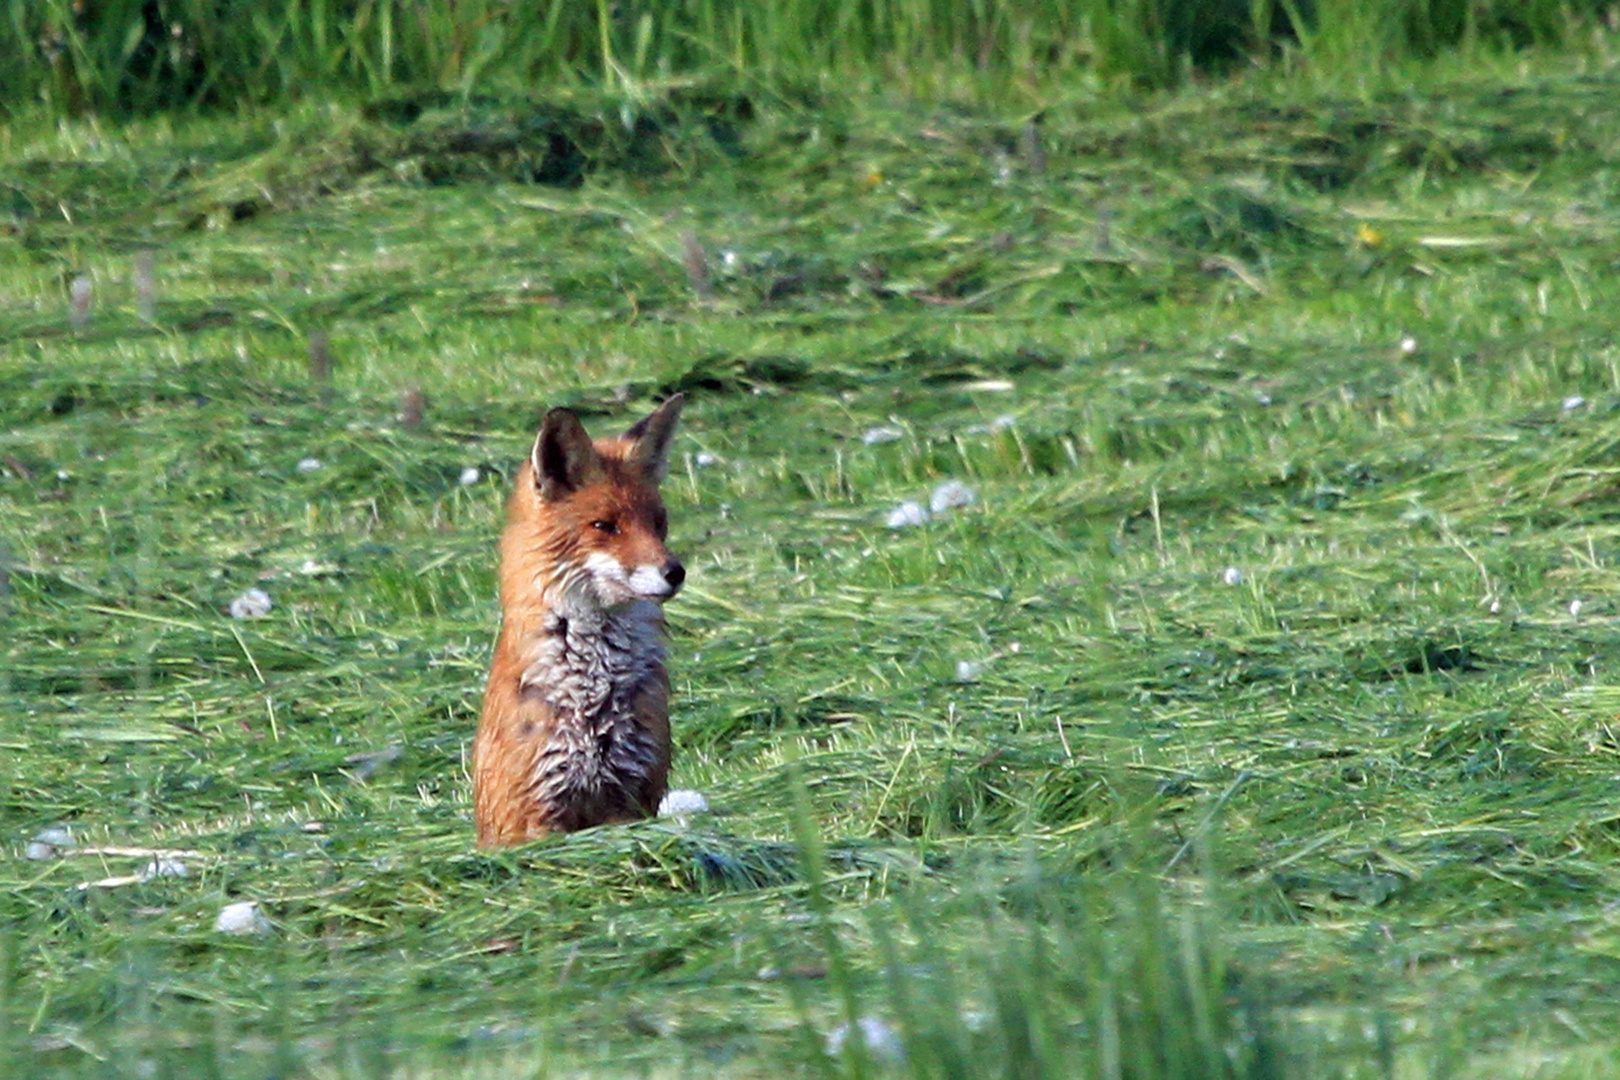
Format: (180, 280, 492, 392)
(518, 597, 666, 813)
(520, 600, 665, 721)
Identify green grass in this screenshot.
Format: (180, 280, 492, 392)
(10, 41, 1620, 1079)
(2, 0, 1613, 120)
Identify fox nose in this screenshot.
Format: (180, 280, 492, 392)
(663, 559, 686, 592)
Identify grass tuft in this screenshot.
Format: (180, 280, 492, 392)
(2, 1, 1617, 122)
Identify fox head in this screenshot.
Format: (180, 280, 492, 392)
(521, 394, 685, 612)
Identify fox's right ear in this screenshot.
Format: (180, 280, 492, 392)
(531, 409, 605, 501)
(623, 393, 684, 483)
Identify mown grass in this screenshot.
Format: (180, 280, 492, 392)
(9, 41, 1620, 1079)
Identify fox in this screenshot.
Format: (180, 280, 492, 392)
(473, 394, 686, 848)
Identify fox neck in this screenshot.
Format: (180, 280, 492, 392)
(511, 570, 665, 727)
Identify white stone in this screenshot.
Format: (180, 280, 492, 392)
(228, 588, 273, 619)
(658, 789, 710, 817)
(27, 825, 74, 861)
(862, 425, 904, 446)
(1222, 566, 1244, 586)
(34, 825, 74, 848)
(930, 479, 978, 514)
(1563, 395, 1587, 412)
(1570, 598, 1584, 618)
(459, 466, 481, 486)
(694, 451, 719, 468)
(214, 901, 271, 936)
(955, 660, 984, 682)
(886, 502, 929, 529)
(1398, 336, 1418, 355)
(296, 457, 323, 473)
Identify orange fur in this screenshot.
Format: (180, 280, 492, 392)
(473, 397, 684, 848)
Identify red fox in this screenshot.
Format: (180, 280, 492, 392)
(473, 395, 686, 848)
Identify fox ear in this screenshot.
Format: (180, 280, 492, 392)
(624, 393, 684, 483)
(532, 409, 605, 500)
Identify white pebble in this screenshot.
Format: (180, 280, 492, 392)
(955, 660, 984, 682)
(1563, 395, 1587, 412)
(1398, 336, 1418, 355)
(138, 857, 188, 882)
(26, 826, 75, 861)
(886, 501, 930, 529)
(658, 789, 710, 818)
(214, 901, 271, 936)
(228, 588, 273, 619)
(694, 451, 720, 468)
(930, 479, 978, 514)
(459, 466, 481, 486)
(296, 457, 323, 473)
(1570, 598, 1584, 618)
(826, 1016, 903, 1062)
(1222, 566, 1244, 586)
(862, 425, 904, 446)
(34, 825, 74, 848)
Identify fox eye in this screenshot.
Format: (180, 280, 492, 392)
(591, 519, 619, 535)
(653, 510, 668, 539)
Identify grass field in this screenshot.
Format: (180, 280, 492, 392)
(8, 39, 1620, 1079)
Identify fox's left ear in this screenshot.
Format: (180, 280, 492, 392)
(624, 393, 684, 483)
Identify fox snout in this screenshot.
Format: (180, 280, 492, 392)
(584, 547, 684, 605)
(629, 557, 685, 599)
